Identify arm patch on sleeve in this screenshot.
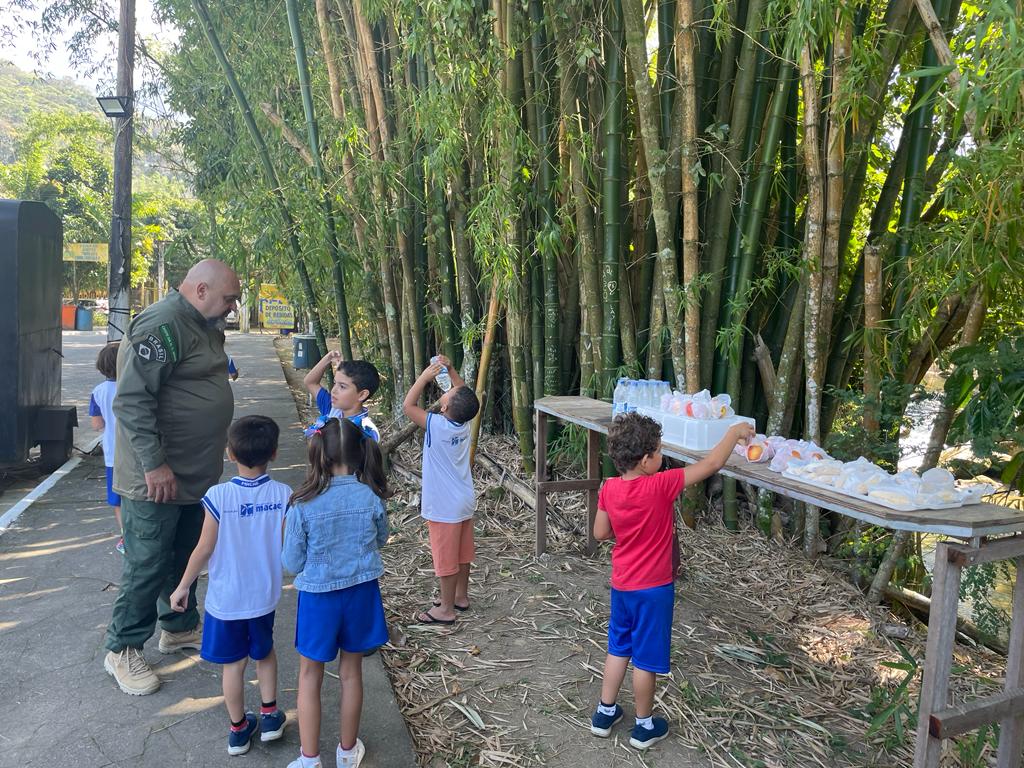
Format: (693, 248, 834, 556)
(158, 324, 179, 362)
(136, 333, 168, 364)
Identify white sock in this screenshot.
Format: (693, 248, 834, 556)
(300, 753, 321, 768)
(338, 743, 356, 756)
(597, 701, 617, 716)
(635, 715, 654, 730)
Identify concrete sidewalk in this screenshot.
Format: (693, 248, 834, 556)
(0, 333, 417, 768)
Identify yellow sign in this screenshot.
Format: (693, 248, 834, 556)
(64, 243, 108, 262)
(258, 284, 294, 329)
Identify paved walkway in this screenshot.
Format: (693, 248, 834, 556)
(0, 332, 417, 768)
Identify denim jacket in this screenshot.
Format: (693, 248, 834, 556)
(282, 476, 388, 593)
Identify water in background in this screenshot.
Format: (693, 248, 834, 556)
(901, 391, 1013, 641)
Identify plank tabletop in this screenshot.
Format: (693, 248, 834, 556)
(535, 396, 1024, 539)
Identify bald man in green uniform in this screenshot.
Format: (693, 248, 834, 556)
(103, 259, 241, 695)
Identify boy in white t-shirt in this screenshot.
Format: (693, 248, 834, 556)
(402, 357, 480, 625)
(89, 342, 123, 553)
(169, 415, 291, 756)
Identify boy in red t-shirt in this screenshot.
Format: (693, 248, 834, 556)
(590, 412, 754, 750)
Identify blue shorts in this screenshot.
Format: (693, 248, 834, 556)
(201, 611, 276, 664)
(295, 579, 388, 662)
(608, 583, 674, 674)
(105, 466, 121, 507)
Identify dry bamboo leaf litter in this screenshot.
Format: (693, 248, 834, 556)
(368, 430, 1007, 765)
(280, 367, 1005, 767)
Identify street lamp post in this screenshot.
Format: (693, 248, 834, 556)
(97, 0, 136, 342)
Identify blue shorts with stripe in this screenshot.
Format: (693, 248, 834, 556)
(105, 466, 121, 507)
(295, 579, 388, 662)
(201, 611, 276, 664)
(607, 583, 674, 674)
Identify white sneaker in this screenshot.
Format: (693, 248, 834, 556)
(286, 755, 322, 768)
(337, 739, 365, 767)
(104, 648, 160, 695)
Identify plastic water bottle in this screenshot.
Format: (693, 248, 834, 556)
(625, 379, 639, 412)
(430, 356, 452, 392)
(612, 378, 627, 416)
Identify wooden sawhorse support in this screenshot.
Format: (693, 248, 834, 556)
(916, 535, 1024, 767)
(534, 408, 602, 556)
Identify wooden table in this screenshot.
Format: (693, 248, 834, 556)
(534, 395, 1024, 768)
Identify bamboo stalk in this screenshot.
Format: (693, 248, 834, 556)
(316, 0, 345, 122)
(623, 0, 686, 389)
(258, 103, 314, 166)
(862, 243, 882, 438)
(191, 0, 328, 361)
(676, 0, 700, 391)
(285, 0, 353, 359)
(799, 43, 825, 557)
(698, 0, 766, 390)
(600, 0, 625, 398)
(470, 280, 501, 464)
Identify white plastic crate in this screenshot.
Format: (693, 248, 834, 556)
(636, 407, 755, 451)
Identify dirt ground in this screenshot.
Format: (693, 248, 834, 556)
(275, 338, 1006, 768)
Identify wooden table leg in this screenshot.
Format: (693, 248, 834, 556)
(535, 409, 548, 556)
(914, 541, 964, 768)
(997, 556, 1024, 768)
(585, 428, 600, 556)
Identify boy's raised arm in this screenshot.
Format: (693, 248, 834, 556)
(303, 350, 341, 396)
(403, 362, 444, 430)
(684, 422, 755, 486)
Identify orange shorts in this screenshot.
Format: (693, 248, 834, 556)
(427, 519, 475, 577)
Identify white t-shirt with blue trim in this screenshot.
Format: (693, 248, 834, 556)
(201, 475, 291, 620)
(88, 380, 117, 468)
(421, 412, 475, 523)
(315, 387, 380, 441)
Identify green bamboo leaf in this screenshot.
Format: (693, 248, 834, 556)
(903, 64, 956, 79)
(1002, 452, 1024, 487)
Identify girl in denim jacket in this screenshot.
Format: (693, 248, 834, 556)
(282, 417, 390, 768)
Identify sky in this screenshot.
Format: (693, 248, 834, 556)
(0, 0, 175, 94)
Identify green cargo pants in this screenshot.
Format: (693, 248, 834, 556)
(104, 498, 204, 652)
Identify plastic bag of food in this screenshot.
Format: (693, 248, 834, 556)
(685, 390, 713, 419)
(742, 435, 774, 463)
(710, 394, 734, 420)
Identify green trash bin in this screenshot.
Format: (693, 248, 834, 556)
(292, 335, 317, 369)
(75, 306, 94, 330)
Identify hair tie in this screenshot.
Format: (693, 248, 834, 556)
(303, 416, 328, 439)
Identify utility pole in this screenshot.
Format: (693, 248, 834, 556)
(107, 0, 136, 341)
(156, 239, 166, 300)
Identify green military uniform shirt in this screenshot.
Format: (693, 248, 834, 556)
(112, 289, 234, 503)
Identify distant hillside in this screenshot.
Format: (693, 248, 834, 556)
(0, 63, 101, 162)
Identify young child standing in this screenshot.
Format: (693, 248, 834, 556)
(282, 417, 391, 768)
(589, 412, 754, 750)
(402, 357, 480, 625)
(303, 351, 380, 441)
(89, 342, 123, 554)
(169, 415, 291, 756)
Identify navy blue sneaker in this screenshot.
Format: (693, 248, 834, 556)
(629, 717, 669, 749)
(227, 713, 259, 756)
(260, 709, 286, 742)
(590, 703, 624, 737)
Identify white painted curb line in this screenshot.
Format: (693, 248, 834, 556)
(0, 434, 103, 535)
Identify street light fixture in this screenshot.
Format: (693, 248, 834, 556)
(96, 95, 132, 119)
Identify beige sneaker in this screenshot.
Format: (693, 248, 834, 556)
(158, 624, 202, 654)
(104, 648, 160, 695)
